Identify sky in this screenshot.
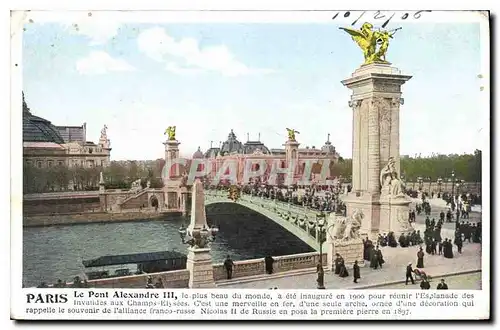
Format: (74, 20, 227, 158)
(21, 11, 488, 160)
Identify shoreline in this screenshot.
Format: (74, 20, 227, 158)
(23, 211, 183, 228)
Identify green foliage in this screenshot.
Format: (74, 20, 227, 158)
(400, 150, 482, 182)
(23, 164, 101, 194)
(330, 151, 481, 182)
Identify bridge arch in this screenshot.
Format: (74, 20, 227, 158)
(204, 192, 321, 251)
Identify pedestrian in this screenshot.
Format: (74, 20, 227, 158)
(353, 260, 360, 283)
(406, 262, 415, 285)
(437, 279, 449, 289)
(264, 255, 275, 274)
(416, 247, 425, 268)
(224, 255, 235, 280)
(420, 278, 431, 290)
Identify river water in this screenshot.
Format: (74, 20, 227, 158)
(23, 212, 314, 287)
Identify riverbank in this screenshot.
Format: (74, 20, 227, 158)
(23, 211, 182, 228)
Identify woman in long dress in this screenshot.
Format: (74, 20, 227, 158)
(338, 260, 349, 278)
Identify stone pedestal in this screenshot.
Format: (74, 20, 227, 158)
(379, 195, 413, 236)
(342, 63, 411, 239)
(327, 239, 365, 270)
(186, 247, 215, 288)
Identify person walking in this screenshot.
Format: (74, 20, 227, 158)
(353, 260, 361, 283)
(224, 255, 235, 280)
(437, 279, 449, 289)
(405, 262, 415, 285)
(416, 247, 425, 268)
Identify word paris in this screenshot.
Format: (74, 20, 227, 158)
(332, 10, 432, 28)
(162, 158, 339, 186)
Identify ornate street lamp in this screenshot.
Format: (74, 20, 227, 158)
(451, 170, 456, 200)
(316, 212, 327, 289)
(417, 176, 423, 191)
(178, 179, 219, 249)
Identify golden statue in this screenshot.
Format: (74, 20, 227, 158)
(164, 126, 176, 140)
(286, 128, 300, 141)
(340, 23, 401, 65)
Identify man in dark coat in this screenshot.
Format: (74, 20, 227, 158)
(437, 279, 449, 289)
(353, 260, 360, 283)
(405, 262, 415, 285)
(333, 253, 343, 274)
(416, 247, 425, 268)
(224, 255, 235, 279)
(369, 247, 379, 269)
(264, 255, 275, 274)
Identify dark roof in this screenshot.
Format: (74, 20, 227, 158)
(23, 113, 65, 144)
(243, 140, 270, 154)
(204, 147, 220, 158)
(22, 93, 65, 144)
(82, 251, 187, 268)
(220, 129, 244, 155)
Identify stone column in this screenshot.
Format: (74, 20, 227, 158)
(284, 139, 300, 183)
(164, 140, 181, 178)
(341, 63, 412, 239)
(186, 179, 215, 288)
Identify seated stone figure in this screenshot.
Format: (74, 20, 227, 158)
(380, 157, 405, 197)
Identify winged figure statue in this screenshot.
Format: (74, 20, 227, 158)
(340, 23, 401, 65)
(164, 126, 176, 141)
(286, 128, 300, 141)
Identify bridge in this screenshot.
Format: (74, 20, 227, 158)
(204, 190, 331, 251)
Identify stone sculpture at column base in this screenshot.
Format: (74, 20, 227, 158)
(186, 247, 216, 288)
(326, 212, 365, 271)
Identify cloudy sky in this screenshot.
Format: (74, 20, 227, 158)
(21, 11, 488, 160)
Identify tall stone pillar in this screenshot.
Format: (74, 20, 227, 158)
(164, 140, 181, 178)
(342, 63, 412, 239)
(186, 179, 215, 288)
(284, 139, 300, 183)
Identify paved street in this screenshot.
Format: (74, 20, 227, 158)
(373, 272, 482, 290)
(218, 198, 483, 290)
(220, 242, 482, 289)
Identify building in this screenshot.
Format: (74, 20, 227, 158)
(22, 93, 111, 169)
(196, 129, 341, 184)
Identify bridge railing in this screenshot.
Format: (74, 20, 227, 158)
(205, 190, 332, 247)
(212, 251, 327, 282)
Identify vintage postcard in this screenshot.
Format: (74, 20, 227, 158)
(10, 8, 490, 320)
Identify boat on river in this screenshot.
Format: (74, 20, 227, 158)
(82, 250, 187, 280)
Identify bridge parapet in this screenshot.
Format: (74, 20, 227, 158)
(212, 251, 327, 282)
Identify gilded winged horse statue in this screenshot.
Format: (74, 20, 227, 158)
(340, 23, 401, 65)
(164, 126, 176, 140)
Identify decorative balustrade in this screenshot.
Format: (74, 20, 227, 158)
(212, 251, 327, 281)
(205, 190, 331, 246)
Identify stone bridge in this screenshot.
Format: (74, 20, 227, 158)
(204, 190, 328, 251)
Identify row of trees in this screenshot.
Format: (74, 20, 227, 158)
(23, 160, 166, 194)
(23, 151, 482, 194)
(333, 150, 482, 182)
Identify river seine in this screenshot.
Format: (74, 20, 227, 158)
(23, 211, 314, 287)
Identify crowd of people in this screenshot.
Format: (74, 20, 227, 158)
(208, 181, 349, 215)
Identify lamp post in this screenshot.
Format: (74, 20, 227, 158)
(316, 212, 327, 289)
(451, 170, 456, 201)
(417, 176, 423, 191)
(178, 222, 219, 249)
